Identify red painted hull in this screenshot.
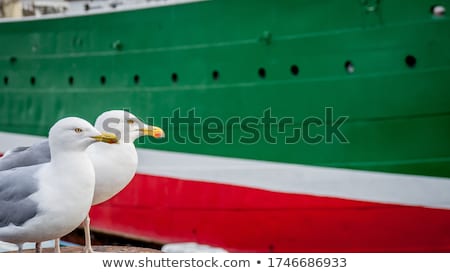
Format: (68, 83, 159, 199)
(90, 173, 450, 252)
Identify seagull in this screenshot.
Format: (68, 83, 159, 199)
(78, 110, 165, 252)
(0, 117, 118, 252)
(0, 110, 165, 252)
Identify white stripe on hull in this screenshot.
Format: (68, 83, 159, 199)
(1, 131, 450, 209)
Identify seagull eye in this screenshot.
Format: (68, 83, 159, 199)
(74, 128, 83, 133)
(127, 119, 135, 125)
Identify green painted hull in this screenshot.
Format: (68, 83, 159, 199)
(1, 0, 449, 177)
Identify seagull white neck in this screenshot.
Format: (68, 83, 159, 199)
(49, 150, 94, 175)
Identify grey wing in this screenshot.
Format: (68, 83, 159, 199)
(0, 140, 51, 171)
(3, 146, 29, 157)
(0, 166, 40, 227)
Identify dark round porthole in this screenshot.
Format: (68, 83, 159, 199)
(133, 74, 140, 85)
(290, 65, 299, 76)
(68, 76, 74, 86)
(212, 70, 219, 80)
(171, 73, 178, 83)
(405, 55, 417, 68)
(100, 75, 106, 85)
(258, 67, 266, 79)
(345, 61, 355, 74)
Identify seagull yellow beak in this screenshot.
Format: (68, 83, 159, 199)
(140, 125, 165, 138)
(91, 132, 119, 144)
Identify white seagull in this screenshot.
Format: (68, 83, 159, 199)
(78, 110, 164, 252)
(0, 117, 118, 252)
(0, 110, 165, 252)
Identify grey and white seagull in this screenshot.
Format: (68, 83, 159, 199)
(0, 117, 118, 252)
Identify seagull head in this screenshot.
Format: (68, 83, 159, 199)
(94, 110, 165, 144)
(48, 117, 118, 152)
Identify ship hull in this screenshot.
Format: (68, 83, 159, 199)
(91, 173, 450, 253)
